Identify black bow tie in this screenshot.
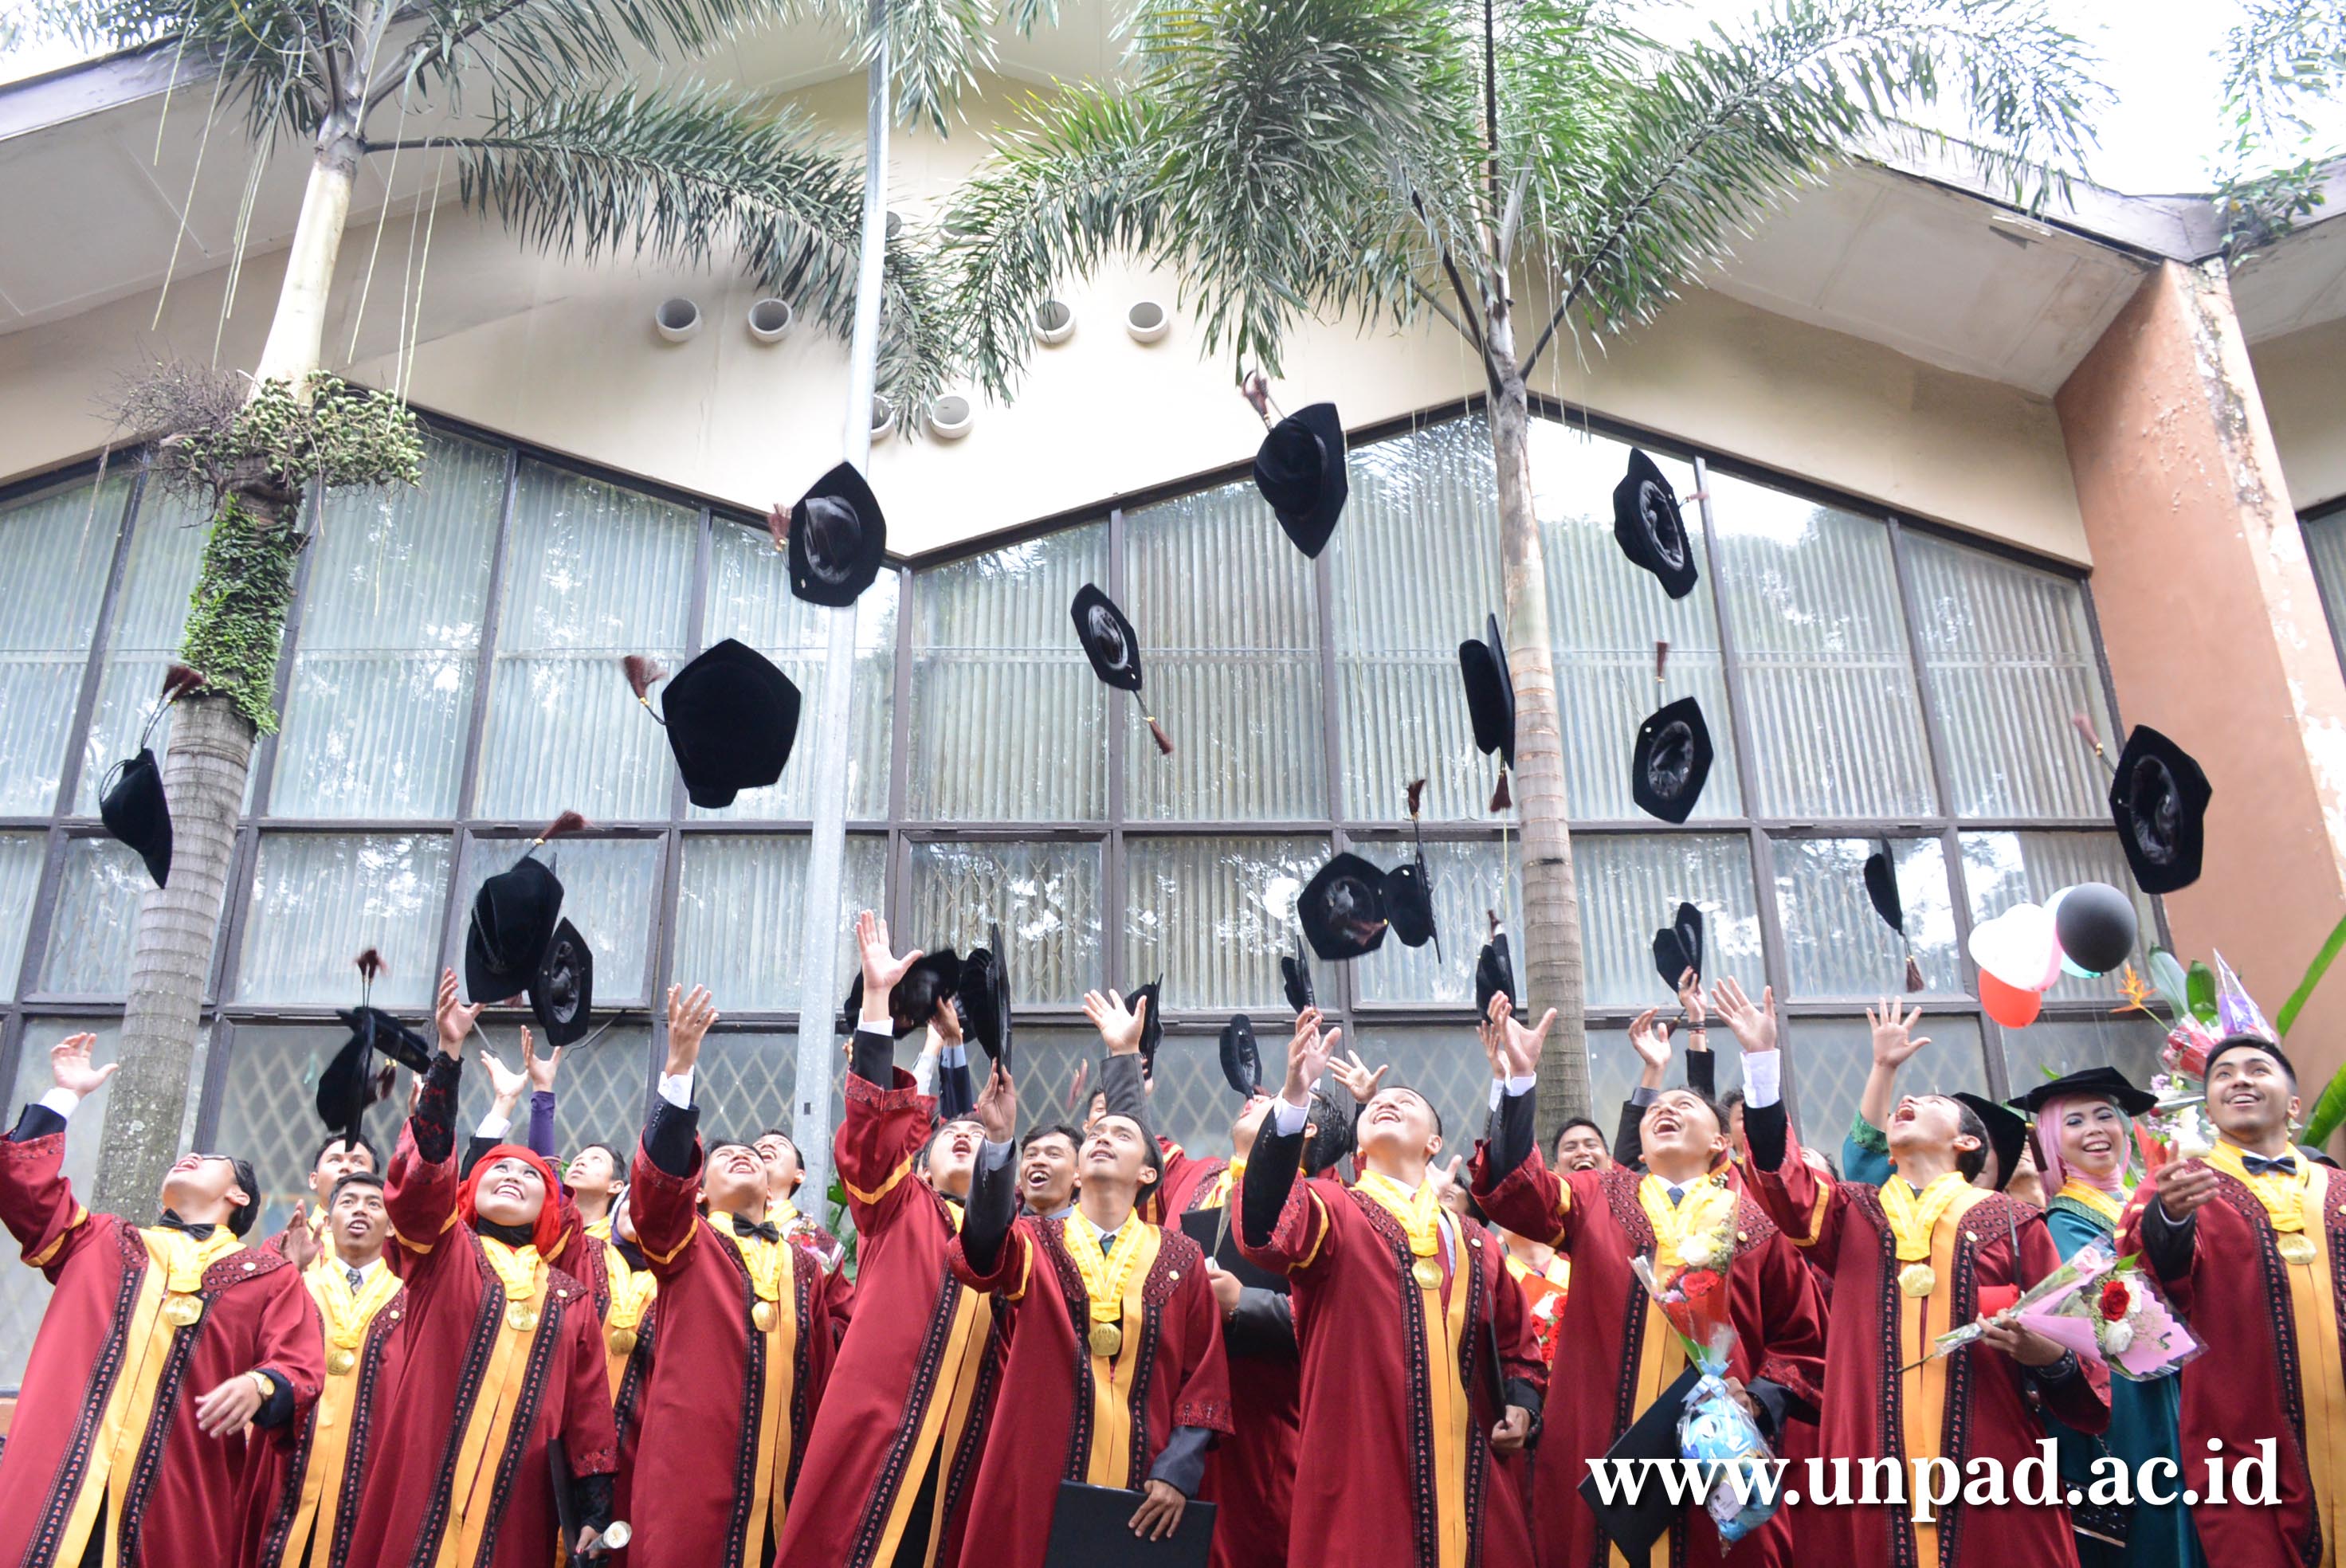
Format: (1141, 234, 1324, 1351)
(157, 1210, 218, 1241)
(730, 1215, 783, 1245)
(2243, 1153, 2298, 1177)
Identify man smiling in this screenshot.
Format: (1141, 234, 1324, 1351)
(1017, 1123, 1081, 1219)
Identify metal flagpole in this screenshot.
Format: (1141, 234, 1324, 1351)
(791, 4, 890, 1205)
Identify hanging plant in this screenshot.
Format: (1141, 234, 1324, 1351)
(114, 364, 424, 508)
(178, 497, 305, 734)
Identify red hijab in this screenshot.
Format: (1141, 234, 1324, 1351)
(460, 1144, 564, 1255)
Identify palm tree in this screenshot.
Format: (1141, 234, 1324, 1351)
(45, 0, 970, 1214)
(946, 0, 2100, 1129)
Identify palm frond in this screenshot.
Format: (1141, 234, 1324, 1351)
(43, 0, 331, 145)
(2222, 0, 2346, 133)
(420, 80, 950, 412)
(381, 0, 797, 118)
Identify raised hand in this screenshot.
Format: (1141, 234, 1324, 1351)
(974, 1061, 1019, 1143)
(2149, 1153, 2219, 1221)
(434, 969, 482, 1060)
(664, 983, 719, 1076)
(479, 1043, 528, 1110)
(1677, 969, 1708, 1043)
(1709, 977, 1778, 1055)
(1629, 1008, 1672, 1071)
(1328, 1049, 1390, 1104)
(1504, 998, 1558, 1076)
(1867, 999, 1931, 1068)
(1426, 1153, 1467, 1213)
(1282, 1008, 1339, 1101)
(1082, 989, 1148, 1056)
(281, 1202, 321, 1273)
(523, 1025, 562, 1092)
(854, 911, 923, 1022)
(927, 996, 964, 1054)
(48, 1033, 116, 1098)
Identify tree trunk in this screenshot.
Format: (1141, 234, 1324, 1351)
(93, 141, 358, 1215)
(1485, 305, 1590, 1133)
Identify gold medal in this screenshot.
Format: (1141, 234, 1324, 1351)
(1088, 1321, 1124, 1358)
(1412, 1257, 1443, 1290)
(326, 1347, 358, 1377)
(161, 1293, 204, 1328)
(505, 1303, 539, 1334)
(2278, 1233, 2318, 1265)
(752, 1301, 777, 1333)
(607, 1327, 638, 1357)
(1897, 1262, 1936, 1298)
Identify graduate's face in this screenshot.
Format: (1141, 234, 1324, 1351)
(1639, 1092, 1726, 1175)
(1887, 1096, 1979, 1162)
(1084, 1092, 1109, 1133)
(161, 1153, 249, 1223)
(704, 1142, 768, 1214)
(1019, 1132, 1079, 1213)
(311, 1139, 376, 1197)
(331, 1182, 389, 1258)
(755, 1134, 805, 1198)
(1359, 1088, 1441, 1162)
(2056, 1099, 2127, 1179)
(1553, 1125, 1610, 1172)
(474, 1156, 547, 1226)
(2207, 1048, 2299, 1140)
(1081, 1115, 1159, 1193)
(565, 1147, 618, 1195)
(928, 1119, 986, 1193)
(1230, 1092, 1274, 1154)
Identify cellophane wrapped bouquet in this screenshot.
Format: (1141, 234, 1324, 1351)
(1924, 1243, 2200, 1381)
(1630, 1217, 1776, 1549)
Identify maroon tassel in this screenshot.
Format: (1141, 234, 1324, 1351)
(2069, 712, 2109, 766)
(765, 504, 790, 553)
(1406, 778, 1426, 818)
(1905, 953, 1926, 994)
(162, 663, 206, 700)
(355, 947, 386, 985)
(1148, 716, 1175, 757)
(368, 1060, 397, 1106)
(1654, 640, 1669, 684)
(622, 654, 669, 705)
(1489, 767, 1512, 813)
(536, 810, 588, 845)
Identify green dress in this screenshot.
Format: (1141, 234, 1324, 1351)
(2042, 1194, 2205, 1568)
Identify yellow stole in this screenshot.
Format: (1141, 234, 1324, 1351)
(602, 1245, 658, 1399)
(1199, 1158, 1247, 1212)
(872, 1198, 998, 1568)
(56, 1224, 245, 1568)
(1065, 1214, 1164, 1490)
(584, 1214, 613, 1243)
(282, 1260, 401, 1566)
(1873, 1174, 1991, 1567)
(720, 1221, 802, 1568)
(1355, 1171, 1473, 1568)
(2054, 1179, 2126, 1229)
(434, 1237, 548, 1568)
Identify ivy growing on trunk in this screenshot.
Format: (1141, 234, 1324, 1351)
(178, 498, 305, 733)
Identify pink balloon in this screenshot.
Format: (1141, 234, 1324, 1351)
(1968, 902, 2058, 993)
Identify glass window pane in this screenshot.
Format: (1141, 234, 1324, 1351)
(451, 1023, 655, 1158)
(1790, 1014, 1988, 1154)
(1998, 1012, 2168, 1100)
(2303, 508, 2346, 671)
(212, 1023, 411, 1236)
(673, 835, 889, 1011)
(1123, 836, 1326, 1012)
(40, 837, 147, 996)
(0, 472, 125, 813)
(237, 833, 452, 1007)
(1904, 533, 2113, 820)
(1960, 831, 2152, 1005)
(904, 840, 1102, 1006)
(909, 526, 1108, 821)
(75, 486, 210, 815)
(476, 461, 696, 821)
(1530, 425, 1742, 820)
(1328, 420, 1502, 822)
(696, 519, 896, 821)
(1341, 1023, 1522, 1166)
(695, 1031, 847, 1147)
(1773, 836, 1962, 998)
(1120, 483, 1324, 821)
(0, 833, 47, 992)
(1572, 833, 1766, 1011)
(463, 836, 662, 1007)
(271, 433, 503, 818)
(1709, 473, 1934, 817)
(964, 1025, 1116, 1139)
(1346, 835, 1523, 1008)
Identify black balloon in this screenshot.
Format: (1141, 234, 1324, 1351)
(2054, 883, 2137, 975)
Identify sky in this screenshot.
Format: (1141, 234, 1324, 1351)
(0, 0, 2340, 194)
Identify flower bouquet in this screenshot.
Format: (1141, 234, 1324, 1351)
(1630, 1217, 1775, 1547)
(1922, 1243, 2201, 1381)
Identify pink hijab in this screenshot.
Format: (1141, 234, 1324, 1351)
(2034, 1091, 2132, 1196)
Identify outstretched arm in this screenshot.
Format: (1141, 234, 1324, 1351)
(1712, 978, 1843, 1256)
(634, 985, 717, 1273)
(387, 971, 475, 1268)
(1469, 998, 1575, 1250)
(1238, 1010, 1340, 1270)
(0, 1034, 117, 1270)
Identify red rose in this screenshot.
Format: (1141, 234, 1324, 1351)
(2098, 1278, 2131, 1322)
(1681, 1269, 1724, 1300)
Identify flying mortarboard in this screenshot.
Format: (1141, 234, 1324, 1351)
(316, 948, 434, 1139)
(1862, 841, 1927, 993)
(1387, 779, 1442, 960)
(529, 919, 594, 1048)
(464, 812, 585, 1004)
(2107, 726, 2211, 896)
(1650, 901, 1704, 994)
(1281, 937, 1316, 1013)
(1251, 401, 1348, 559)
(1070, 582, 1174, 756)
(1612, 449, 1700, 600)
(1952, 1092, 2029, 1193)
(2007, 1065, 2159, 1120)
(1630, 696, 1715, 824)
(777, 461, 888, 608)
(1475, 917, 1520, 1017)
(1131, 979, 1167, 1078)
(1218, 1014, 1261, 1099)
(842, 950, 963, 1039)
(98, 664, 204, 889)
(1298, 852, 1390, 962)
(1457, 614, 1516, 813)
(624, 639, 802, 809)
(959, 923, 1014, 1073)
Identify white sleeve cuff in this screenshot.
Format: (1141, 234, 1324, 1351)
(37, 1086, 80, 1118)
(943, 1045, 967, 1068)
(474, 1108, 511, 1139)
(657, 1070, 694, 1109)
(912, 1054, 937, 1096)
(1486, 1075, 1536, 1111)
(1742, 1051, 1783, 1109)
(1271, 1095, 1312, 1135)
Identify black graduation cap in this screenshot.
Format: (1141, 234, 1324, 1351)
(781, 461, 887, 608)
(1070, 583, 1173, 755)
(1475, 925, 1520, 1017)
(1281, 937, 1316, 1013)
(627, 639, 802, 809)
(317, 948, 434, 1138)
(2107, 726, 2211, 896)
(1612, 449, 1699, 599)
(1251, 402, 1348, 559)
(842, 950, 963, 1039)
(528, 919, 594, 1048)
(959, 923, 1013, 1072)
(1131, 979, 1166, 1078)
(1578, 1366, 1704, 1558)
(1630, 696, 1715, 824)
(464, 813, 583, 1004)
(1650, 901, 1703, 992)
(1457, 614, 1516, 813)
(100, 747, 172, 889)
(2007, 1065, 2159, 1120)
(1043, 1481, 1215, 1568)
(1298, 852, 1389, 962)
(1952, 1092, 2029, 1193)
(1863, 842, 1927, 993)
(1383, 861, 1438, 953)
(1218, 1014, 1261, 1098)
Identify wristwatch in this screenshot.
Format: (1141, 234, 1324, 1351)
(250, 1370, 275, 1401)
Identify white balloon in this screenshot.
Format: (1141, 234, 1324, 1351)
(1262, 875, 1303, 924)
(1968, 902, 2060, 993)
